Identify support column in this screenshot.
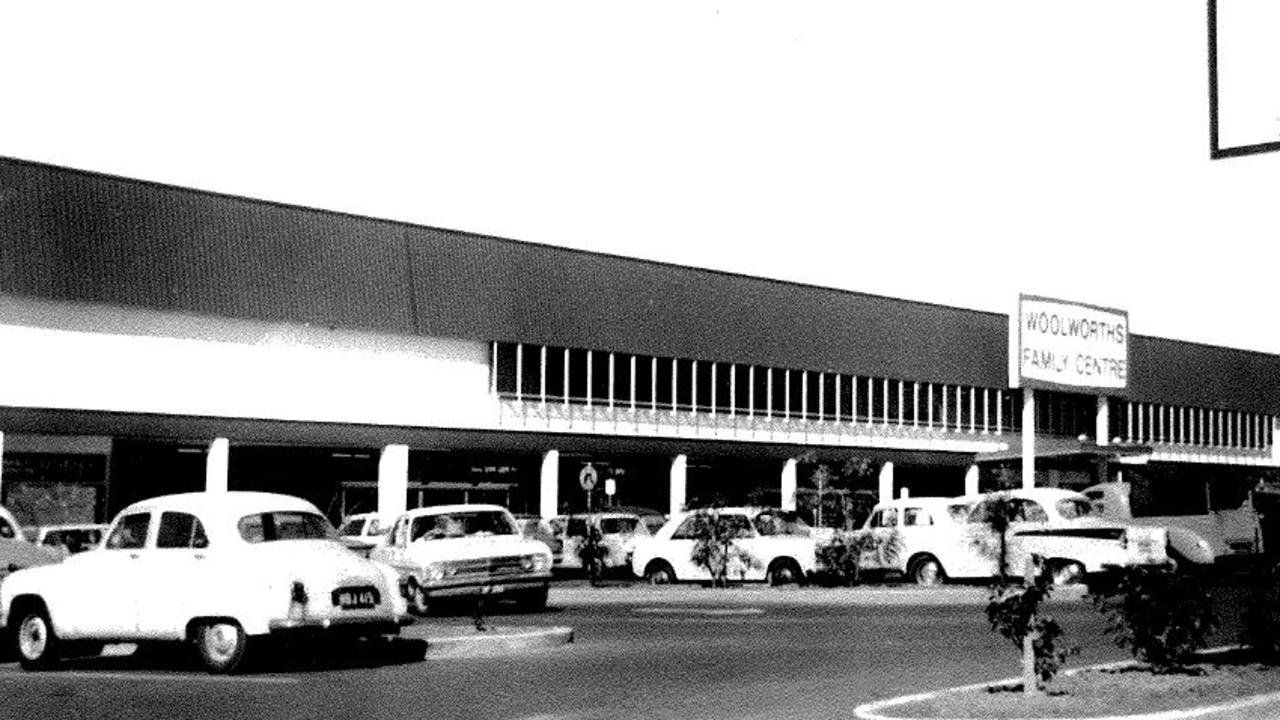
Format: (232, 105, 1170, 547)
(878, 461, 894, 504)
(377, 444, 409, 519)
(0, 431, 5, 500)
(1096, 396, 1110, 446)
(964, 464, 979, 496)
(540, 449, 560, 519)
(205, 437, 229, 493)
(780, 458, 797, 511)
(1022, 388, 1036, 489)
(670, 454, 688, 516)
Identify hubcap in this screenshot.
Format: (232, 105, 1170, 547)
(206, 624, 239, 660)
(18, 616, 47, 659)
(917, 562, 940, 585)
(649, 569, 670, 584)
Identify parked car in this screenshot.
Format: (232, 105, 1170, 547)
(550, 511, 651, 570)
(30, 524, 108, 559)
(606, 505, 669, 535)
(336, 512, 394, 557)
(629, 507, 818, 585)
(1082, 480, 1262, 568)
(369, 504, 553, 615)
(0, 506, 62, 583)
(0, 492, 411, 674)
(856, 488, 1168, 586)
(512, 514, 563, 564)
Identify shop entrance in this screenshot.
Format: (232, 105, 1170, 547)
(228, 446, 378, 523)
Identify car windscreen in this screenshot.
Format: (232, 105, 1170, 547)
(599, 517, 640, 535)
(410, 510, 517, 541)
(1055, 497, 1098, 520)
(238, 512, 336, 543)
(337, 517, 364, 536)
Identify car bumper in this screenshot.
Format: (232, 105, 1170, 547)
(268, 612, 413, 635)
(415, 572, 551, 597)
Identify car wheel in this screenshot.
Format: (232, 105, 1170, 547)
(14, 607, 59, 671)
(644, 561, 676, 585)
(407, 578, 431, 616)
(1051, 561, 1086, 587)
(909, 555, 945, 586)
(521, 585, 549, 612)
(195, 620, 248, 674)
(767, 558, 803, 587)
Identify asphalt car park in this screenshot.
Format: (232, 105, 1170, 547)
(0, 580, 1257, 720)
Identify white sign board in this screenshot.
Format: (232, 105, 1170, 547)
(1011, 295, 1129, 392)
(604, 478, 616, 497)
(1212, 0, 1280, 158)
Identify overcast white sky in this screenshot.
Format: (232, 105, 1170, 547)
(3, 1, 1280, 355)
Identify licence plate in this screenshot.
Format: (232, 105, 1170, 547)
(332, 586, 380, 609)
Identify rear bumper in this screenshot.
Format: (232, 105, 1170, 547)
(268, 612, 413, 635)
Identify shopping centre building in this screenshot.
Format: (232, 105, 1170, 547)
(1, 157, 1278, 529)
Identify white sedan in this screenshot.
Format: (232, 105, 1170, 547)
(370, 504, 553, 615)
(0, 492, 411, 674)
(857, 487, 1168, 585)
(629, 507, 819, 585)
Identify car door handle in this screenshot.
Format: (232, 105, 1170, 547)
(129, 553, 141, 560)
(194, 553, 206, 560)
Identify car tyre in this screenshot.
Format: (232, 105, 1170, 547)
(644, 561, 676, 585)
(1051, 561, 1086, 587)
(767, 558, 803, 587)
(195, 620, 248, 674)
(407, 578, 431, 616)
(14, 606, 59, 671)
(908, 555, 945, 586)
(520, 585, 549, 612)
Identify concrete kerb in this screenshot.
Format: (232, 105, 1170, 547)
(852, 646, 1280, 720)
(552, 583, 1090, 608)
(403, 623, 575, 659)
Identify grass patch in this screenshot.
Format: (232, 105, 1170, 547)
(884, 648, 1280, 719)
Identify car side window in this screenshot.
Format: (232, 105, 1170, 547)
(903, 508, 932, 526)
(1015, 500, 1049, 523)
(670, 516, 700, 540)
(869, 509, 898, 528)
(157, 512, 209, 549)
(105, 513, 150, 550)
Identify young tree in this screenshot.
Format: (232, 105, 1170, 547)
(688, 510, 759, 587)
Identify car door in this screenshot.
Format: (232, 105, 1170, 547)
(57, 511, 152, 639)
(860, 507, 901, 572)
(135, 511, 211, 639)
(663, 515, 703, 580)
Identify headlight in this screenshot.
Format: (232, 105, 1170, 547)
(532, 554, 550, 572)
(424, 563, 445, 582)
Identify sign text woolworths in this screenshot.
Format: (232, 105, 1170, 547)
(1012, 296, 1129, 392)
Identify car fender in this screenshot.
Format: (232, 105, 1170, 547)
(1165, 527, 1216, 565)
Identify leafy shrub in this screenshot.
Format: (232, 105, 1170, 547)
(986, 565, 1078, 688)
(1090, 565, 1217, 672)
(815, 533, 865, 585)
(815, 530, 904, 585)
(1243, 560, 1280, 661)
(688, 510, 760, 587)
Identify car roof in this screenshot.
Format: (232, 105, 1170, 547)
(397, 504, 511, 518)
(873, 496, 973, 510)
(117, 491, 323, 520)
(984, 487, 1087, 502)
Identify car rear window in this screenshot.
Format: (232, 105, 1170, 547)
(1056, 498, 1098, 520)
(238, 512, 334, 543)
(600, 517, 639, 535)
